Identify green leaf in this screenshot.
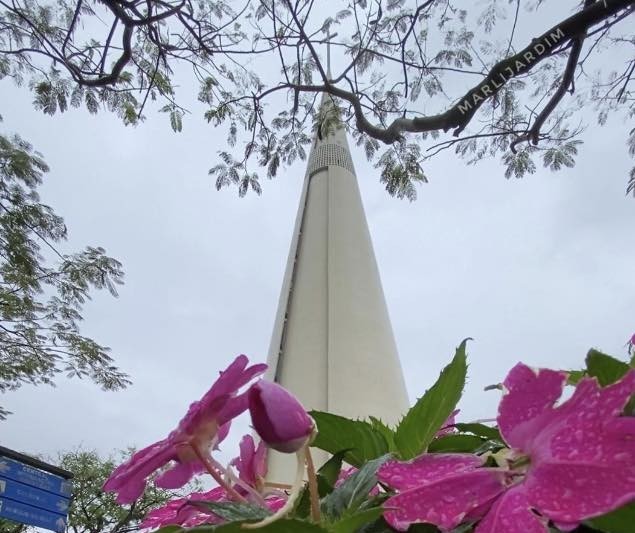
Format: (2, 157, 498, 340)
(394, 339, 469, 459)
(427, 434, 485, 453)
(170, 110, 183, 132)
(588, 502, 635, 533)
(295, 450, 350, 518)
(473, 439, 506, 456)
(454, 423, 501, 441)
(406, 525, 439, 532)
(293, 473, 335, 519)
(354, 517, 396, 533)
(586, 349, 630, 386)
(181, 519, 328, 532)
(354, 518, 465, 532)
(566, 369, 586, 385)
(318, 449, 349, 486)
(154, 527, 183, 533)
(321, 455, 390, 520)
(368, 416, 396, 452)
(188, 501, 271, 522)
(123, 103, 138, 125)
(309, 411, 390, 467)
(330, 508, 384, 533)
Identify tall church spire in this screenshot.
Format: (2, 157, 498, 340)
(264, 91, 409, 483)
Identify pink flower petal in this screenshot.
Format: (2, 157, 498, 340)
(236, 434, 257, 483)
(217, 392, 250, 426)
(265, 495, 287, 513)
(104, 441, 175, 503)
(379, 453, 484, 491)
(144, 502, 183, 528)
(141, 487, 228, 530)
(383, 469, 506, 531)
(497, 363, 567, 449)
(104, 441, 170, 490)
(525, 461, 635, 525)
(475, 485, 548, 533)
(231, 435, 267, 487)
(552, 521, 579, 531)
(533, 395, 635, 468)
(523, 371, 635, 523)
(214, 422, 231, 450)
(558, 371, 635, 422)
(113, 476, 148, 505)
(204, 356, 267, 400)
(177, 357, 267, 437)
(254, 439, 268, 480)
(154, 460, 204, 489)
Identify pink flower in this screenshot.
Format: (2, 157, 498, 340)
(230, 435, 267, 492)
(140, 436, 285, 531)
(379, 454, 505, 530)
(379, 364, 635, 532)
(140, 487, 286, 530)
(140, 487, 228, 529)
(248, 380, 314, 453)
(103, 355, 267, 504)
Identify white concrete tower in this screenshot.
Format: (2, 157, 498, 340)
(264, 93, 410, 483)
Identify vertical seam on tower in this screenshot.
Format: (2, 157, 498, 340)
(272, 171, 311, 383)
(326, 167, 331, 414)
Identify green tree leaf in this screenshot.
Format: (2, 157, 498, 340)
(585, 349, 631, 386)
(317, 450, 349, 486)
(168, 519, 328, 533)
(453, 423, 501, 441)
(368, 417, 397, 452)
(0, 0, 631, 196)
(427, 434, 485, 453)
(309, 412, 390, 467)
(330, 508, 384, 533)
(0, 132, 129, 418)
(588, 502, 635, 533)
(394, 340, 469, 459)
(566, 369, 587, 385)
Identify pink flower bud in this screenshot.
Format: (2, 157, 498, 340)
(248, 380, 314, 453)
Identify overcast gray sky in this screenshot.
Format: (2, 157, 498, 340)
(1, 1, 634, 475)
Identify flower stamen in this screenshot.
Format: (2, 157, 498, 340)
(189, 442, 248, 503)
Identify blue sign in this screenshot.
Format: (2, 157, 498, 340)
(0, 451, 72, 532)
(0, 456, 72, 497)
(0, 477, 69, 513)
(0, 497, 67, 532)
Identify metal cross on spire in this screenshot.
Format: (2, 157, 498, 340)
(324, 30, 338, 81)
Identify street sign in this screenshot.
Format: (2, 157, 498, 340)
(0, 446, 72, 533)
(0, 497, 67, 532)
(0, 477, 70, 513)
(0, 456, 72, 497)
